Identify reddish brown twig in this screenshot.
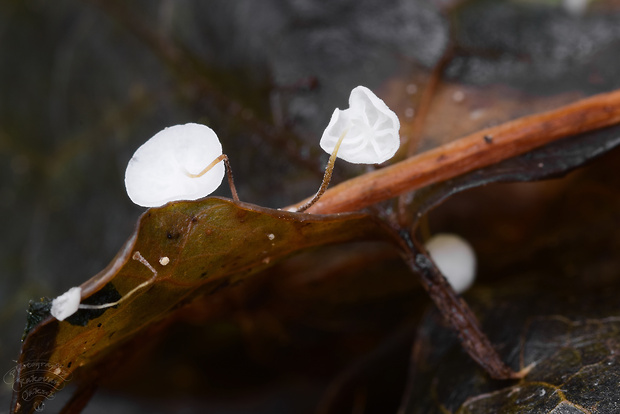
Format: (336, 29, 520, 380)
(288, 88, 620, 214)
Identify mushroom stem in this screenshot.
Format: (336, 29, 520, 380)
(296, 129, 347, 212)
(78, 251, 158, 310)
(185, 153, 239, 202)
(77, 279, 152, 310)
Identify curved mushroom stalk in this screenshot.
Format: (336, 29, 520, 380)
(184, 153, 239, 202)
(51, 251, 162, 321)
(296, 86, 401, 212)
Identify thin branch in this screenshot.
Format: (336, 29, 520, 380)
(395, 230, 523, 380)
(287, 88, 620, 214)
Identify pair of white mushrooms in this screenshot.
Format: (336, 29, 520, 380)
(50, 86, 476, 321)
(124, 86, 402, 209)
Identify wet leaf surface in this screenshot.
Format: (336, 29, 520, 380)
(400, 148, 620, 413)
(402, 283, 620, 414)
(15, 126, 618, 413)
(410, 124, 620, 229)
(12, 198, 392, 413)
(5, 1, 620, 413)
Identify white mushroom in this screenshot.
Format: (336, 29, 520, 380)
(424, 233, 477, 294)
(124, 123, 226, 208)
(320, 85, 400, 164)
(296, 86, 400, 212)
(50, 286, 82, 321)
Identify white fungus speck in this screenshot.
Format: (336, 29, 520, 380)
(159, 256, 170, 266)
(469, 109, 485, 120)
(452, 90, 465, 103)
(425, 233, 477, 293)
(268, 233, 275, 240)
(51, 286, 82, 321)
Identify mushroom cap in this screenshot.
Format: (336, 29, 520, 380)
(320, 86, 400, 164)
(425, 233, 477, 293)
(51, 286, 82, 321)
(125, 123, 225, 207)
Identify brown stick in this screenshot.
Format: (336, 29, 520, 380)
(288, 88, 620, 214)
(396, 230, 521, 379)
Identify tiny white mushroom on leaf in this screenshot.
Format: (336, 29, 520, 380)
(125, 123, 238, 208)
(297, 86, 400, 212)
(425, 233, 477, 294)
(50, 253, 165, 321)
(50, 286, 82, 321)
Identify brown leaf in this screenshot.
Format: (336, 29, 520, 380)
(11, 197, 391, 414)
(409, 123, 620, 229)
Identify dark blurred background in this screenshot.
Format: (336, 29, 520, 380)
(2, 0, 620, 413)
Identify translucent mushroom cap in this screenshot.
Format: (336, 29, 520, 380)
(425, 233, 477, 294)
(125, 123, 225, 207)
(320, 86, 400, 164)
(51, 286, 82, 321)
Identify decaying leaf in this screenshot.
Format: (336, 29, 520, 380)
(12, 125, 620, 413)
(11, 198, 392, 414)
(399, 131, 620, 413)
(12, 126, 620, 413)
(409, 124, 620, 229)
(401, 282, 620, 414)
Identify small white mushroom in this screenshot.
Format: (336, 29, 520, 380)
(50, 286, 82, 321)
(425, 233, 477, 294)
(296, 86, 400, 212)
(124, 123, 226, 208)
(320, 86, 400, 164)
(159, 256, 170, 266)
